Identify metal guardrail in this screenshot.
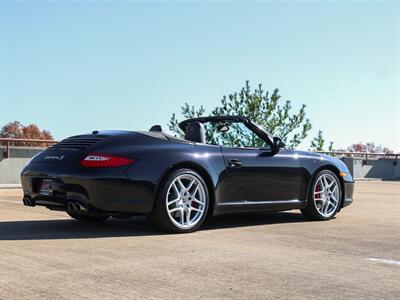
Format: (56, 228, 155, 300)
(315, 151, 399, 164)
(0, 138, 58, 159)
(0, 138, 399, 162)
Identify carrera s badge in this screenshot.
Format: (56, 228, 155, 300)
(44, 155, 65, 160)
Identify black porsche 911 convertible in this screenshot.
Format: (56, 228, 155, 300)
(21, 116, 354, 233)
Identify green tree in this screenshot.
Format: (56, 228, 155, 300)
(328, 141, 335, 152)
(168, 81, 312, 149)
(310, 130, 325, 151)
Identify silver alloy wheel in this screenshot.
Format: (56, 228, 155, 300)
(165, 173, 207, 230)
(313, 173, 340, 218)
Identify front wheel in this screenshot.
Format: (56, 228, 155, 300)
(149, 169, 209, 233)
(301, 170, 342, 220)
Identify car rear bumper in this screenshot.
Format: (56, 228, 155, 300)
(21, 162, 155, 214)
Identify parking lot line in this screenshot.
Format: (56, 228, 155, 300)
(367, 257, 400, 266)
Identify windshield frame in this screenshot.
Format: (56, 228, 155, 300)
(179, 116, 274, 147)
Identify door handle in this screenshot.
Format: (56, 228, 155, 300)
(228, 159, 242, 168)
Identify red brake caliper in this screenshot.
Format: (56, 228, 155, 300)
(192, 196, 198, 209)
(315, 182, 321, 207)
(315, 183, 321, 194)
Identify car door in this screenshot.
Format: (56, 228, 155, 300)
(220, 146, 303, 203)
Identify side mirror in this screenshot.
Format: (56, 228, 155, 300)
(273, 137, 286, 151)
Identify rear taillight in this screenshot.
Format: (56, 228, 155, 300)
(80, 153, 135, 168)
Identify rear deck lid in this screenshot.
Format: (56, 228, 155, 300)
(31, 134, 112, 164)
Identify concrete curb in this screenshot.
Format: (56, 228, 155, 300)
(0, 184, 22, 189)
(354, 177, 400, 181)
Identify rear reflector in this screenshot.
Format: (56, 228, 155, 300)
(80, 153, 135, 168)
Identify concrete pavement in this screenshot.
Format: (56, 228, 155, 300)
(0, 181, 399, 299)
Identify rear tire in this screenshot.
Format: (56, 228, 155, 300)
(301, 170, 341, 221)
(67, 211, 109, 222)
(149, 168, 209, 233)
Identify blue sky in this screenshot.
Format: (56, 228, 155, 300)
(1, 0, 399, 151)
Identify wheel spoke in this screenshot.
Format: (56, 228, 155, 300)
(191, 207, 202, 212)
(322, 176, 329, 189)
(323, 201, 330, 214)
(191, 184, 199, 197)
(185, 209, 191, 225)
(167, 197, 180, 206)
(172, 182, 180, 195)
(192, 198, 203, 205)
(319, 199, 325, 213)
(316, 179, 324, 192)
(177, 178, 185, 190)
(187, 179, 196, 192)
(169, 207, 181, 213)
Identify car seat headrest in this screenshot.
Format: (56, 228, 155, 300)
(149, 125, 163, 132)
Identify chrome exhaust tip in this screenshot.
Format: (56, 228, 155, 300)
(67, 202, 87, 212)
(23, 197, 34, 206)
(75, 202, 87, 211)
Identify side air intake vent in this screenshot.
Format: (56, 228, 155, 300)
(49, 135, 110, 150)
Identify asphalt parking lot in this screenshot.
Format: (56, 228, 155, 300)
(0, 181, 399, 299)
